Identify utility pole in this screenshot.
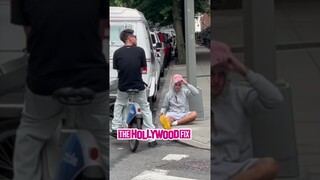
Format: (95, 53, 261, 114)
(185, 0, 204, 119)
(243, 0, 299, 177)
(185, 0, 197, 86)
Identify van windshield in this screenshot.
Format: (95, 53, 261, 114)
(110, 24, 136, 45)
(109, 23, 136, 58)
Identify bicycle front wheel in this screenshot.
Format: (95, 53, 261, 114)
(128, 118, 142, 152)
(136, 117, 142, 129)
(129, 139, 139, 152)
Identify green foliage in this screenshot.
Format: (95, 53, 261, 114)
(136, 0, 173, 26)
(110, 0, 211, 64)
(109, 0, 210, 27)
(195, 0, 211, 14)
(109, 0, 142, 7)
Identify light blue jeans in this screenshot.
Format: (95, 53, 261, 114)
(13, 88, 109, 180)
(112, 89, 155, 131)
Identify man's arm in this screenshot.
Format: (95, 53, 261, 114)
(222, 50, 283, 109)
(212, 40, 283, 110)
(10, 0, 27, 25)
(11, 0, 31, 46)
(99, 19, 106, 40)
(242, 70, 284, 110)
(185, 83, 199, 97)
(113, 49, 119, 70)
(99, 0, 108, 40)
(140, 48, 147, 73)
(181, 79, 199, 96)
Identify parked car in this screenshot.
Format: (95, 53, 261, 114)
(159, 28, 176, 57)
(109, 7, 160, 104)
(150, 31, 165, 78)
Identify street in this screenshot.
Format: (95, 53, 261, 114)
(109, 79, 210, 180)
(109, 138, 210, 180)
(109, 45, 211, 180)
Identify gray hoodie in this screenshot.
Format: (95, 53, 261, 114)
(212, 70, 284, 179)
(160, 81, 199, 115)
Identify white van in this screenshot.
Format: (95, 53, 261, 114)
(109, 6, 160, 104)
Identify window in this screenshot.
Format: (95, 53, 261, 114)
(110, 23, 135, 45)
(151, 34, 156, 44)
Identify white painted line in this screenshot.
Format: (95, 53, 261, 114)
(153, 169, 168, 174)
(117, 147, 123, 150)
(162, 154, 189, 161)
(131, 170, 196, 180)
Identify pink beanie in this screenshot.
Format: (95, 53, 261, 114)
(173, 74, 183, 83)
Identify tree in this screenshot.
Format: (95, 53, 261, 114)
(110, 0, 210, 64)
(109, 0, 141, 7)
(172, 0, 185, 64)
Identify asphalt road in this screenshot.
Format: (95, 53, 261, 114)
(109, 137, 210, 180)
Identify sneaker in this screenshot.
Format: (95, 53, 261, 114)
(110, 130, 117, 138)
(148, 141, 157, 147)
(160, 115, 171, 130)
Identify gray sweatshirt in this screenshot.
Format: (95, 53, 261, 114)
(212, 70, 283, 179)
(160, 83, 199, 114)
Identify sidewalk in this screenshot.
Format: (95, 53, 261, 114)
(213, 0, 320, 179)
(155, 45, 211, 150)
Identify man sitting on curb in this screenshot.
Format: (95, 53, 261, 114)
(212, 40, 283, 180)
(159, 74, 199, 129)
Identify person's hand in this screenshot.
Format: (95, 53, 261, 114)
(224, 55, 248, 76)
(211, 40, 248, 76)
(181, 78, 188, 85)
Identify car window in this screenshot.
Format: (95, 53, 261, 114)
(155, 34, 160, 43)
(146, 27, 155, 63)
(151, 33, 156, 44)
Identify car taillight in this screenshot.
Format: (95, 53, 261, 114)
(90, 147, 99, 160)
(141, 67, 147, 74)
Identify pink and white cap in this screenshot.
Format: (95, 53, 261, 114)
(211, 40, 231, 67)
(173, 74, 183, 83)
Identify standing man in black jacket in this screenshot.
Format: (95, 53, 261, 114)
(11, 1, 109, 179)
(111, 29, 157, 147)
